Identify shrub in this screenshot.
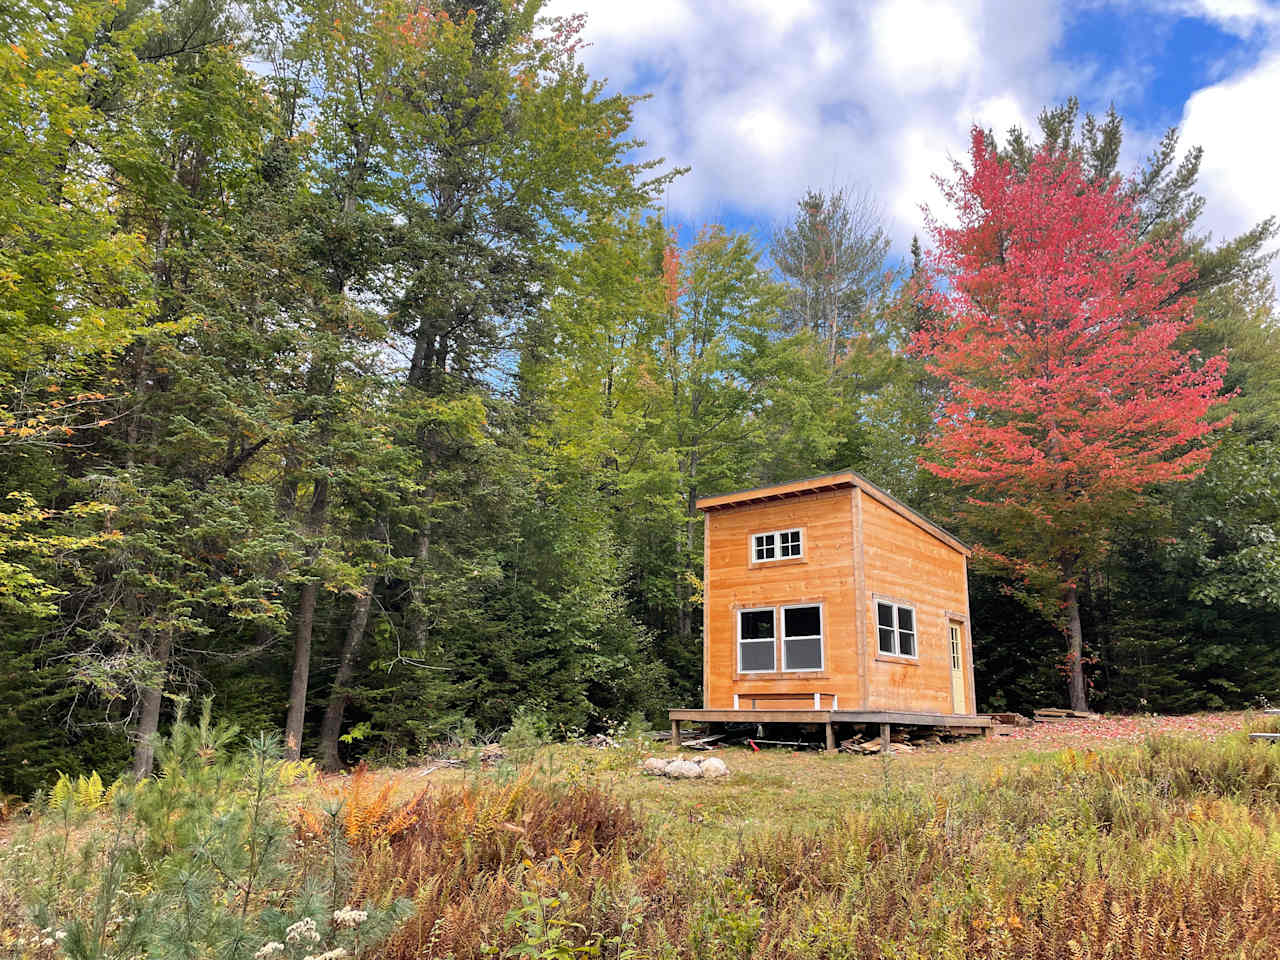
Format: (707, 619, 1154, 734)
(1, 702, 412, 960)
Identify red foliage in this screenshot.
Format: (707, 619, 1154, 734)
(912, 129, 1231, 551)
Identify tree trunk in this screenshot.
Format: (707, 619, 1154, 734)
(677, 468, 699, 640)
(317, 577, 376, 772)
(1064, 582, 1089, 712)
(132, 631, 172, 778)
(284, 475, 329, 762)
(284, 579, 317, 761)
(408, 524, 431, 652)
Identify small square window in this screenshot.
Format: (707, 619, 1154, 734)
(876, 600, 917, 658)
(779, 529, 802, 558)
(753, 533, 776, 561)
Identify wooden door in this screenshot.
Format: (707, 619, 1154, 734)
(949, 622, 966, 713)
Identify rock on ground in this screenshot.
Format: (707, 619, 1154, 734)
(665, 759, 703, 779)
(698, 757, 729, 778)
(641, 756, 668, 775)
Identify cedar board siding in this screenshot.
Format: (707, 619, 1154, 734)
(858, 493, 971, 713)
(703, 488, 857, 710)
(702, 480, 973, 715)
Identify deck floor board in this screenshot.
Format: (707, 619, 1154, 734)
(669, 708, 993, 728)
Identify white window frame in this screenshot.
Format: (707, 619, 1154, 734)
(780, 602, 824, 672)
(737, 606, 777, 673)
(752, 532, 777, 562)
(876, 600, 918, 659)
(751, 528, 803, 563)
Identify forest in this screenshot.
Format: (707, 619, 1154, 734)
(4, 0, 1280, 795)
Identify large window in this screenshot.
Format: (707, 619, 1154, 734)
(782, 604, 823, 671)
(737, 604, 824, 673)
(876, 601, 916, 657)
(752, 528, 802, 562)
(738, 608, 776, 672)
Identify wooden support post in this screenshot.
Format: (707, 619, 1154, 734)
(983, 724, 995, 740)
(880, 723, 891, 752)
(825, 721, 836, 753)
(670, 718, 682, 748)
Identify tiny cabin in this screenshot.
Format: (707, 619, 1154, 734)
(670, 471, 988, 749)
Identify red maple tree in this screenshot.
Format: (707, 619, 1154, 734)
(913, 130, 1231, 711)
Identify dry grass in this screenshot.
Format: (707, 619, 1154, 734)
(271, 709, 1280, 958)
(8, 710, 1280, 959)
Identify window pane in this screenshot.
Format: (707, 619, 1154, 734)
(779, 530, 801, 557)
(739, 639, 775, 672)
(785, 636, 822, 670)
(877, 602, 894, 629)
(739, 609, 775, 640)
(783, 605, 821, 638)
(897, 606, 914, 633)
(878, 626, 896, 654)
(898, 631, 915, 657)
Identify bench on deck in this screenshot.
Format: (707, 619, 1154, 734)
(732, 692, 838, 710)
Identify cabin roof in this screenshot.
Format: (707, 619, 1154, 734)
(695, 470, 971, 557)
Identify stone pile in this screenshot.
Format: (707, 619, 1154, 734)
(641, 755, 730, 779)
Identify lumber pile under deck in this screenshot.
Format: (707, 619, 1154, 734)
(668, 708, 994, 753)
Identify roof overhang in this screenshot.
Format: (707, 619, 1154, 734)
(696, 470, 971, 557)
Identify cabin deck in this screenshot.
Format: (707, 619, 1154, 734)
(668, 708, 994, 752)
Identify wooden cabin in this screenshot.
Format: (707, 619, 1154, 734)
(670, 471, 989, 749)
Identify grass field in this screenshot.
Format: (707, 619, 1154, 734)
(6, 710, 1280, 960)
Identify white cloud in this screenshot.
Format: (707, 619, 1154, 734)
(870, 0, 980, 92)
(1180, 52, 1280, 245)
(544, 0, 1280, 276)
(545, 0, 1070, 242)
(1146, 0, 1280, 33)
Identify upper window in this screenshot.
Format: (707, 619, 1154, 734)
(753, 528, 802, 563)
(877, 601, 916, 658)
(738, 608, 776, 672)
(782, 604, 823, 671)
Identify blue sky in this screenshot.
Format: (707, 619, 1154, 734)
(544, 0, 1280, 274)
